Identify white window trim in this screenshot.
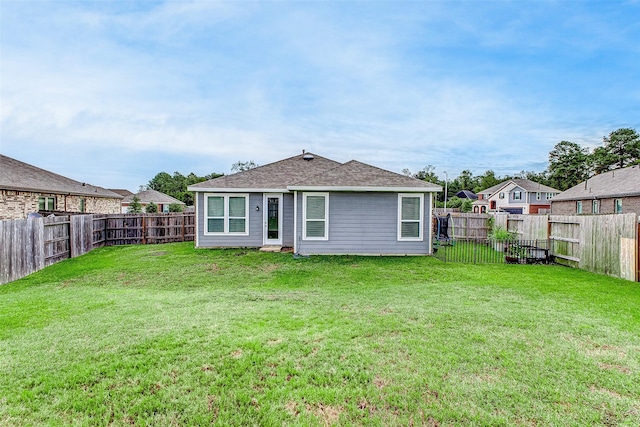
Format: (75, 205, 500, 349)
(397, 193, 424, 242)
(536, 192, 541, 200)
(204, 193, 250, 236)
(614, 198, 623, 214)
(576, 201, 582, 214)
(592, 199, 599, 214)
(546, 192, 555, 199)
(302, 192, 329, 241)
(513, 191, 522, 201)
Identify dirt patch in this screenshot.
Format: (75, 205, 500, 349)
(598, 363, 631, 374)
(267, 338, 283, 346)
(373, 376, 389, 389)
(306, 402, 343, 426)
(590, 385, 624, 399)
(285, 401, 300, 417)
(231, 349, 243, 359)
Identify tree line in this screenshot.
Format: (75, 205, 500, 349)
(403, 127, 639, 210)
(143, 127, 638, 209)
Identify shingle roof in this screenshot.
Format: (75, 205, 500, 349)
(188, 153, 342, 191)
(289, 160, 442, 191)
(0, 154, 123, 199)
(479, 178, 559, 195)
(187, 153, 441, 192)
(123, 189, 185, 205)
(552, 165, 640, 201)
(109, 189, 134, 197)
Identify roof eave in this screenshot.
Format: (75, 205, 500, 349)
(286, 185, 442, 192)
(1, 185, 123, 199)
(187, 186, 290, 193)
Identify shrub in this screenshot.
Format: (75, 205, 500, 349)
(145, 202, 158, 213)
(168, 203, 184, 213)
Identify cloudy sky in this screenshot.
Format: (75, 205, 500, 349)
(1, 1, 639, 190)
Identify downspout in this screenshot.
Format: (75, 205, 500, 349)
(293, 191, 298, 254)
(427, 192, 434, 254)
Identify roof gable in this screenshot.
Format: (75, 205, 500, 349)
(0, 155, 122, 199)
(480, 178, 559, 196)
(553, 165, 640, 201)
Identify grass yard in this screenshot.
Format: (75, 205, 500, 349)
(1, 243, 639, 426)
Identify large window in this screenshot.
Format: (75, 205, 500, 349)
(398, 194, 423, 241)
(38, 196, 56, 211)
(303, 193, 328, 240)
(205, 194, 249, 235)
(513, 191, 522, 200)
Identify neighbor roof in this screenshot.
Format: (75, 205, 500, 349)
(188, 153, 341, 191)
(552, 165, 640, 201)
(0, 154, 123, 199)
(123, 189, 185, 205)
(288, 160, 442, 191)
(479, 178, 559, 195)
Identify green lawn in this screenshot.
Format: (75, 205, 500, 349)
(1, 243, 639, 426)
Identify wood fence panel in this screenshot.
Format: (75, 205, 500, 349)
(508, 214, 549, 240)
(43, 216, 70, 266)
(445, 213, 490, 239)
(70, 214, 94, 258)
(0, 218, 45, 285)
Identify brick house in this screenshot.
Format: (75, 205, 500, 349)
(0, 154, 123, 220)
(551, 165, 640, 215)
(120, 189, 185, 213)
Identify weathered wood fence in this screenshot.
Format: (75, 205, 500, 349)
(1, 213, 195, 285)
(435, 212, 639, 281)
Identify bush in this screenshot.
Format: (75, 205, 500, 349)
(145, 202, 158, 213)
(168, 203, 184, 213)
(489, 226, 515, 241)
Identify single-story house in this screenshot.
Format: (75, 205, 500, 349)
(187, 152, 442, 255)
(0, 154, 123, 220)
(121, 189, 185, 213)
(455, 190, 478, 200)
(551, 165, 640, 215)
(472, 178, 560, 214)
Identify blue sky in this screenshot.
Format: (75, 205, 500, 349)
(1, 1, 639, 190)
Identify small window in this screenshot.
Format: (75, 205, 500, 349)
(576, 201, 582, 214)
(80, 198, 86, 213)
(546, 192, 555, 199)
(536, 192, 541, 201)
(513, 191, 522, 200)
(398, 194, 423, 241)
(38, 196, 56, 211)
(481, 206, 487, 213)
(499, 192, 504, 199)
(592, 200, 599, 214)
(205, 194, 249, 235)
(614, 199, 622, 214)
(303, 193, 328, 240)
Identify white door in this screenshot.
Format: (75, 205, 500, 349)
(263, 194, 283, 245)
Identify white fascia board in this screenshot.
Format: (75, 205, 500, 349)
(287, 186, 442, 192)
(187, 187, 289, 193)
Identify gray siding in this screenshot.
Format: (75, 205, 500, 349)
(195, 192, 263, 248)
(282, 193, 294, 247)
(295, 192, 433, 255)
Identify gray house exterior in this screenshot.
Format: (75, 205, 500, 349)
(187, 153, 442, 255)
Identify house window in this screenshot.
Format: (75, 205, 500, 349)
(38, 196, 56, 211)
(614, 199, 622, 214)
(303, 193, 328, 240)
(205, 194, 249, 235)
(546, 193, 555, 199)
(592, 200, 599, 214)
(481, 206, 487, 213)
(398, 193, 423, 241)
(513, 191, 522, 200)
(490, 200, 496, 210)
(536, 192, 541, 201)
(80, 198, 86, 213)
(499, 192, 505, 199)
(576, 201, 582, 214)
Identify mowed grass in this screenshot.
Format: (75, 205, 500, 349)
(1, 243, 639, 426)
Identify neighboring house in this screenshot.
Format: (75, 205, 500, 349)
(551, 165, 640, 215)
(121, 189, 186, 213)
(187, 152, 442, 255)
(109, 189, 134, 198)
(455, 190, 478, 199)
(0, 154, 123, 220)
(472, 178, 560, 214)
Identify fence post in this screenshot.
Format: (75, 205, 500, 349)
(142, 215, 146, 245)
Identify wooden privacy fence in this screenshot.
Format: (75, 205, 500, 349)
(434, 212, 639, 281)
(1, 213, 195, 285)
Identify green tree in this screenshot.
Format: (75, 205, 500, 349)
(591, 128, 640, 173)
(475, 170, 501, 192)
(231, 160, 258, 173)
(148, 171, 222, 205)
(128, 196, 142, 213)
(145, 202, 158, 213)
(168, 203, 184, 213)
(546, 141, 589, 190)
